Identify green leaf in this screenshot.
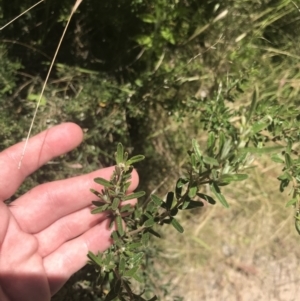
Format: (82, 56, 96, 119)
(175, 184, 182, 198)
(130, 252, 144, 264)
(160, 27, 175, 44)
(91, 204, 109, 214)
(141, 232, 150, 245)
(220, 139, 231, 160)
(146, 201, 156, 213)
(144, 217, 155, 227)
(179, 200, 204, 210)
(90, 188, 103, 199)
(123, 264, 139, 277)
(111, 231, 119, 242)
(252, 122, 268, 134)
(211, 169, 218, 181)
(132, 273, 143, 283)
(87, 251, 102, 266)
(122, 191, 146, 201)
(203, 155, 219, 166)
(238, 146, 283, 155)
(27, 93, 47, 106)
(218, 132, 225, 154)
(126, 155, 145, 165)
(181, 197, 192, 210)
(247, 87, 258, 121)
(139, 13, 156, 23)
(124, 152, 128, 162)
(115, 143, 124, 164)
(278, 171, 292, 181)
(207, 132, 216, 150)
(119, 256, 126, 274)
(120, 204, 134, 213)
(271, 154, 284, 163)
(170, 217, 184, 233)
(116, 216, 124, 236)
(188, 186, 197, 198)
(176, 178, 189, 188)
(165, 192, 174, 210)
(285, 153, 292, 169)
(190, 152, 196, 167)
(286, 198, 297, 207)
(127, 242, 143, 250)
(192, 138, 202, 160)
(151, 194, 164, 206)
(144, 212, 153, 219)
(176, 178, 188, 197)
(210, 182, 229, 208)
(219, 173, 248, 183)
(135, 34, 153, 47)
(94, 177, 113, 187)
(197, 192, 216, 204)
(111, 198, 121, 210)
(123, 181, 131, 191)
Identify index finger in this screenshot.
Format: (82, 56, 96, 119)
(0, 123, 83, 200)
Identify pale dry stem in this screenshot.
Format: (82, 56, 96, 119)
(18, 0, 83, 169)
(0, 0, 44, 31)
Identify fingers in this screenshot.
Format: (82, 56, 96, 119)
(0, 123, 83, 200)
(35, 196, 137, 258)
(0, 216, 50, 301)
(44, 219, 113, 295)
(10, 167, 139, 234)
(35, 206, 109, 257)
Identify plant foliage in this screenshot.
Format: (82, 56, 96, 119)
(0, 0, 300, 299)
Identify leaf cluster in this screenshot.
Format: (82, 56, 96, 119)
(87, 132, 261, 300)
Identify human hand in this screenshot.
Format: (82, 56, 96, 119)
(0, 123, 139, 301)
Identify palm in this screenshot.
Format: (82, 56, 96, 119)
(0, 123, 138, 301)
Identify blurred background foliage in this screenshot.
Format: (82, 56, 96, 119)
(0, 0, 300, 299)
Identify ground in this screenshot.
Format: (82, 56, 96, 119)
(155, 156, 300, 301)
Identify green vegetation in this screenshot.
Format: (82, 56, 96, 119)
(0, 0, 300, 300)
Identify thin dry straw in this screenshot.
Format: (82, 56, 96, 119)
(292, 1, 300, 12)
(18, 0, 83, 169)
(0, 0, 44, 31)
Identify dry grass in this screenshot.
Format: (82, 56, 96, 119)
(152, 155, 300, 301)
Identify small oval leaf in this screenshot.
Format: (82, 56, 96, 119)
(144, 218, 155, 227)
(151, 194, 164, 206)
(116, 216, 124, 236)
(94, 177, 112, 187)
(171, 217, 184, 233)
(203, 156, 219, 166)
(115, 143, 124, 164)
(122, 191, 146, 201)
(210, 183, 229, 208)
(220, 173, 248, 183)
(286, 198, 297, 207)
(192, 139, 202, 160)
(126, 155, 145, 165)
